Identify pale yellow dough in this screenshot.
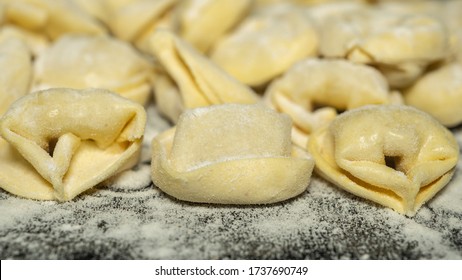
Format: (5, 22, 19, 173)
(308, 105, 459, 216)
(320, 11, 449, 88)
(405, 62, 462, 127)
(152, 104, 315, 204)
(0, 25, 50, 56)
(0, 88, 146, 201)
(265, 58, 399, 148)
(176, 0, 252, 53)
(210, 3, 319, 86)
(0, 38, 32, 117)
(149, 30, 260, 122)
(108, 0, 177, 53)
(1, 0, 106, 40)
(33, 35, 153, 105)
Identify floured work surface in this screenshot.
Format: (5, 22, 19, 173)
(0, 105, 461, 260)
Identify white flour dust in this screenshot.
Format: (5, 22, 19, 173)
(0, 106, 461, 259)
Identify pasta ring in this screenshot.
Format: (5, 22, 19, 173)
(152, 104, 315, 204)
(0, 88, 146, 201)
(308, 105, 459, 216)
(265, 58, 398, 148)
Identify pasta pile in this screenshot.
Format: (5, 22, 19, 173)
(0, 0, 460, 216)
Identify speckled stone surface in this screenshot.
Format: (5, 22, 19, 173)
(1, 107, 461, 260)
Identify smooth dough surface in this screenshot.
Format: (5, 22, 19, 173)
(320, 11, 449, 88)
(265, 58, 396, 148)
(151, 104, 315, 204)
(0, 38, 32, 117)
(177, 0, 252, 53)
(308, 105, 459, 216)
(0, 88, 146, 201)
(109, 0, 177, 52)
(33, 35, 152, 105)
(210, 3, 319, 86)
(405, 62, 462, 127)
(1, 0, 107, 40)
(0, 25, 50, 56)
(150, 30, 260, 122)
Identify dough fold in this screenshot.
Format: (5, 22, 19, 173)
(149, 30, 260, 122)
(1, 0, 107, 40)
(152, 104, 315, 204)
(320, 11, 449, 88)
(265, 58, 399, 148)
(108, 0, 177, 53)
(0, 88, 146, 201)
(308, 105, 459, 216)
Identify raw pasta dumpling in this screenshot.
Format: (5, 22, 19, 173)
(405, 62, 462, 127)
(149, 30, 259, 122)
(308, 105, 459, 216)
(0, 88, 146, 201)
(210, 3, 319, 86)
(152, 104, 315, 204)
(265, 58, 399, 148)
(320, 10, 449, 88)
(33, 35, 153, 105)
(0, 38, 32, 117)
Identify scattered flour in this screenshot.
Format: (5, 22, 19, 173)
(0, 107, 461, 260)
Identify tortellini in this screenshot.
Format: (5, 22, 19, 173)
(404, 62, 462, 127)
(151, 104, 315, 204)
(176, 0, 252, 53)
(210, 3, 319, 86)
(33, 35, 153, 105)
(149, 30, 260, 122)
(0, 0, 106, 40)
(265, 58, 399, 148)
(308, 105, 459, 216)
(320, 10, 449, 88)
(0, 88, 146, 201)
(0, 38, 32, 117)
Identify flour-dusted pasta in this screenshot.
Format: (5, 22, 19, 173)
(405, 62, 462, 127)
(306, 0, 367, 29)
(150, 30, 260, 122)
(33, 35, 153, 105)
(176, 0, 252, 53)
(210, 3, 318, 86)
(0, 88, 146, 201)
(152, 104, 315, 204)
(265, 58, 399, 148)
(320, 10, 449, 88)
(1, 0, 106, 40)
(0, 38, 32, 117)
(108, 0, 177, 53)
(360, 1, 461, 64)
(308, 105, 459, 216)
